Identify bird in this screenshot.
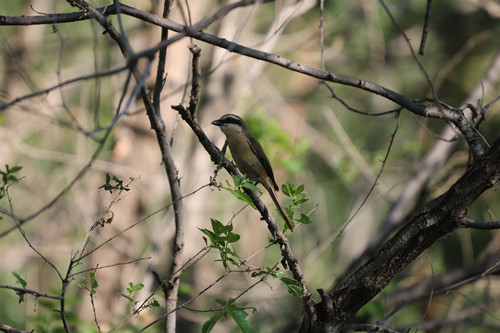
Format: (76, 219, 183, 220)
(211, 114, 294, 231)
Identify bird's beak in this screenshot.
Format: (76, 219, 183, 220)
(211, 119, 223, 126)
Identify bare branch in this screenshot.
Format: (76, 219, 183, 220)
(1, 2, 487, 156)
(5, 189, 63, 281)
(0, 65, 128, 112)
(188, 45, 201, 117)
(340, 323, 400, 333)
(332, 111, 400, 242)
(0, 323, 31, 333)
(458, 216, 500, 230)
(379, 0, 437, 100)
(348, 50, 500, 274)
(0, 284, 63, 300)
(418, 0, 433, 55)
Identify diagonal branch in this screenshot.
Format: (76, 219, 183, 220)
(346, 49, 500, 277)
(172, 103, 316, 323)
(323, 137, 500, 329)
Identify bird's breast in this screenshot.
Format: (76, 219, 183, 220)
(227, 136, 263, 179)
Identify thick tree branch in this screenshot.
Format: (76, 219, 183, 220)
(321, 137, 500, 329)
(345, 48, 500, 279)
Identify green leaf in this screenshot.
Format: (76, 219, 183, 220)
(134, 283, 144, 291)
(12, 271, 27, 288)
(199, 228, 217, 243)
(225, 257, 240, 266)
(120, 293, 134, 302)
(7, 175, 19, 182)
(98, 173, 130, 193)
(148, 298, 160, 308)
(89, 272, 99, 289)
(281, 183, 292, 197)
(78, 283, 89, 292)
(211, 219, 225, 234)
(298, 214, 313, 224)
(240, 181, 259, 191)
(274, 270, 285, 280)
(231, 174, 242, 187)
(222, 232, 240, 243)
(226, 188, 255, 208)
(229, 308, 252, 333)
(9, 166, 23, 173)
(214, 298, 227, 306)
(223, 222, 234, 233)
(202, 313, 223, 333)
(279, 276, 302, 297)
(128, 282, 144, 292)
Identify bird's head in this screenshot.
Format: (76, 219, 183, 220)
(211, 114, 248, 136)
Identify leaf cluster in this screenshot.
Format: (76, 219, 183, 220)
(200, 218, 241, 270)
(78, 271, 99, 295)
(0, 164, 22, 200)
(282, 183, 313, 226)
(98, 173, 131, 194)
(202, 298, 257, 333)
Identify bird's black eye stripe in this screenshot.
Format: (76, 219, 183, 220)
(222, 116, 242, 125)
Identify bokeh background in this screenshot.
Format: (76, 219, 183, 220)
(1, 0, 500, 332)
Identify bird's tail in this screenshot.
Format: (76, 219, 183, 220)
(264, 180, 294, 232)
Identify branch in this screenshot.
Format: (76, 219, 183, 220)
(382, 256, 500, 320)
(121, 4, 485, 159)
(346, 49, 500, 277)
(0, 2, 485, 156)
(323, 137, 500, 328)
(0, 284, 63, 300)
(0, 323, 31, 333)
(0, 65, 127, 112)
(152, 0, 173, 112)
(0, 60, 141, 238)
(418, 0, 432, 55)
(340, 323, 399, 333)
(172, 103, 316, 322)
(458, 216, 500, 230)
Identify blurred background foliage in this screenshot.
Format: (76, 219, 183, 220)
(1, 0, 500, 332)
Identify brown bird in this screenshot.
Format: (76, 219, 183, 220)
(211, 114, 294, 231)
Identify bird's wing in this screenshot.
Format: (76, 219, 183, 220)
(246, 135, 279, 191)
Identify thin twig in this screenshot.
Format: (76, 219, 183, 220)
(89, 267, 102, 333)
(5, 189, 63, 281)
(418, 0, 432, 55)
(0, 65, 128, 112)
(333, 111, 400, 243)
(0, 284, 63, 300)
(379, 0, 437, 101)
